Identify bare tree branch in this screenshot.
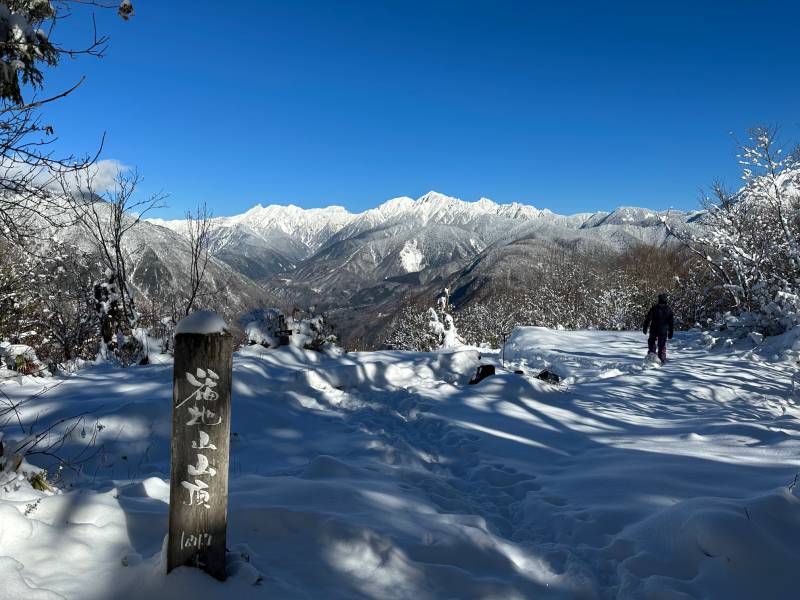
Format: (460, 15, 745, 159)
(185, 201, 213, 315)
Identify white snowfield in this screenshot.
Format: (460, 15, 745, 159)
(1, 328, 799, 599)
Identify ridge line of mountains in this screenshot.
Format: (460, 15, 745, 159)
(147, 189, 691, 276)
(134, 190, 694, 346)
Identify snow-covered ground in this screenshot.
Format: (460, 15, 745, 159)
(1, 329, 799, 599)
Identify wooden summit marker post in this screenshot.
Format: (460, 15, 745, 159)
(167, 309, 233, 580)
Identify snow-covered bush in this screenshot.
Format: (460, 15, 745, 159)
(666, 127, 800, 335)
(383, 303, 439, 351)
(292, 311, 337, 351)
(427, 307, 464, 350)
(93, 267, 144, 365)
(0, 342, 49, 376)
(0, 238, 101, 368)
(427, 287, 464, 349)
(241, 307, 337, 351)
(592, 283, 641, 331)
(241, 308, 288, 348)
(385, 290, 464, 351)
(669, 255, 730, 330)
(452, 300, 518, 348)
(33, 242, 100, 364)
(0, 236, 38, 341)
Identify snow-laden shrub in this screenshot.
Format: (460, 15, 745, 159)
(35, 243, 100, 364)
(592, 284, 641, 331)
(241, 308, 337, 351)
(666, 127, 800, 336)
(241, 308, 286, 347)
(0, 342, 49, 376)
(0, 237, 38, 341)
(383, 304, 438, 351)
(93, 266, 145, 365)
(451, 301, 517, 349)
(385, 290, 464, 351)
(292, 313, 337, 351)
(428, 307, 464, 350)
(0, 238, 101, 368)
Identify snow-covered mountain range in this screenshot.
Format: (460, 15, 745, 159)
(144, 191, 695, 345)
(149, 191, 688, 279)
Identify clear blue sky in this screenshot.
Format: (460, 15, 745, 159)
(40, 0, 799, 218)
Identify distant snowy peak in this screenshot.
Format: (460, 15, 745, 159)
(343, 191, 553, 232)
(402, 191, 550, 220)
(148, 202, 358, 259)
(221, 202, 356, 250)
(147, 192, 686, 264)
(230, 202, 354, 230)
(580, 206, 676, 229)
(146, 217, 187, 235)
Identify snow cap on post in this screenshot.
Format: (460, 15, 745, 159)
(176, 310, 229, 335)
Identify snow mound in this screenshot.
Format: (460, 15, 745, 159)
(0, 555, 62, 600)
(301, 455, 359, 479)
(617, 488, 800, 599)
(298, 362, 415, 391)
(117, 477, 170, 502)
(505, 326, 654, 383)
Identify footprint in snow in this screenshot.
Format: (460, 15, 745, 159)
(471, 465, 537, 488)
(544, 550, 569, 575)
(543, 495, 568, 507)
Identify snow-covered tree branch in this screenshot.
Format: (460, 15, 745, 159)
(665, 127, 800, 335)
(0, 0, 133, 241)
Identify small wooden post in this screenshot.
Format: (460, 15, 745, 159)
(277, 314, 292, 346)
(167, 312, 233, 580)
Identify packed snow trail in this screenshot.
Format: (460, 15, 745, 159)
(1, 329, 799, 599)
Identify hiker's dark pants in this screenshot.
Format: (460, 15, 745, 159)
(648, 333, 667, 362)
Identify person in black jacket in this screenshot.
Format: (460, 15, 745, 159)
(643, 293, 674, 363)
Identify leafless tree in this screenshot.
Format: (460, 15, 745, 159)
(72, 168, 166, 351)
(184, 202, 213, 315)
(0, 1, 133, 242)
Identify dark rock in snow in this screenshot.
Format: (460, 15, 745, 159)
(469, 364, 496, 385)
(536, 369, 561, 384)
